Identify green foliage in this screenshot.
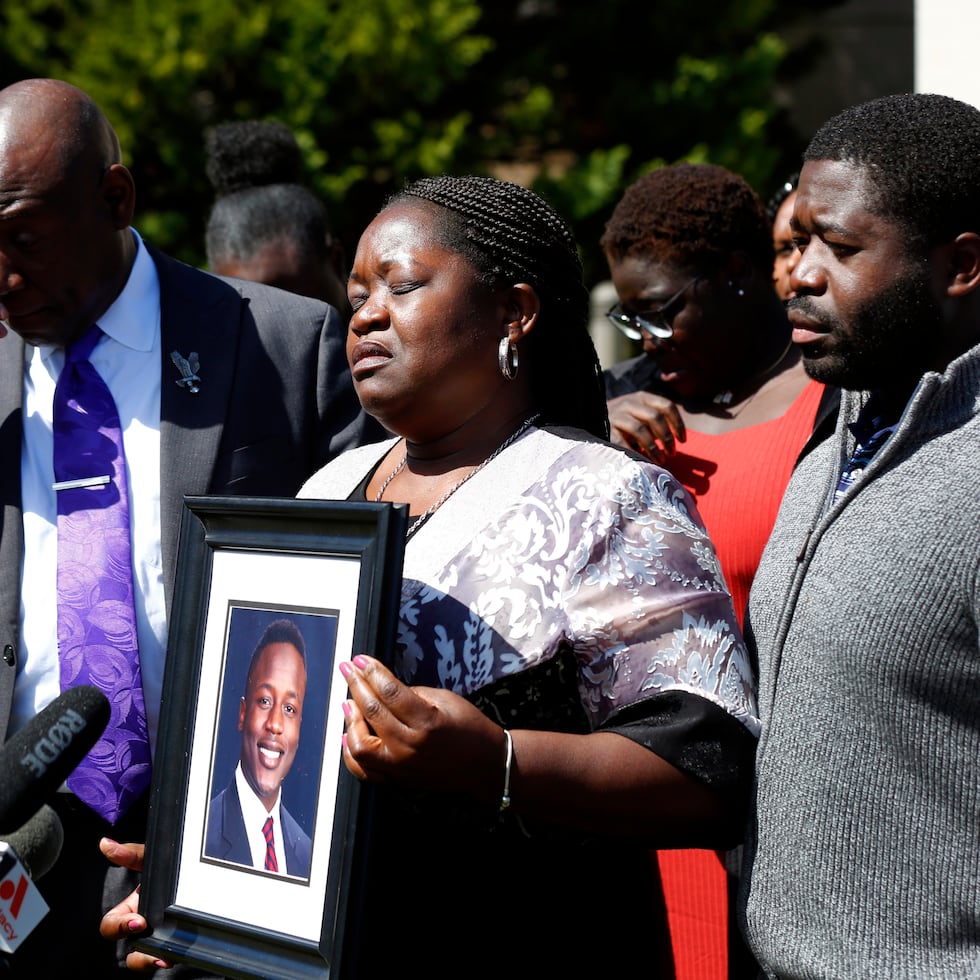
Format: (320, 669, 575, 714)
(0, 0, 843, 279)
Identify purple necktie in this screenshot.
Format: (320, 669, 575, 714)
(54, 324, 150, 824)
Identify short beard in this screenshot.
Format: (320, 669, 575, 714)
(791, 264, 943, 391)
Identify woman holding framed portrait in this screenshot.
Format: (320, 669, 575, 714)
(102, 175, 758, 979)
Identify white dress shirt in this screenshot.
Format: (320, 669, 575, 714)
(15, 231, 168, 749)
(234, 763, 285, 873)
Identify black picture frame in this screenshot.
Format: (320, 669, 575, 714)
(137, 496, 407, 979)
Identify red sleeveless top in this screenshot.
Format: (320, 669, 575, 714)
(664, 381, 826, 626)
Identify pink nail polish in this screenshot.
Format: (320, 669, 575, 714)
(352, 654, 370, 669)
(338, 661, 352, 679)
(341, 700, 352, 718)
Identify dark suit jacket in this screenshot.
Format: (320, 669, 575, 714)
(0, 243, 382, 739)
(205, 778, 312, 879)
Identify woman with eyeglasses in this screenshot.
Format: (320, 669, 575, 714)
(602, 162, 839, 624)
(600, 162, 838, 980)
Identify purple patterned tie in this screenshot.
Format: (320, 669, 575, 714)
(54, 324, 151, 824)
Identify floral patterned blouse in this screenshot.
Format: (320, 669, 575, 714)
(300, 425, 758, 766)
(299, 424, 759, 977)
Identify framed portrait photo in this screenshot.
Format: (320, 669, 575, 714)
(137, 496, 407, 979)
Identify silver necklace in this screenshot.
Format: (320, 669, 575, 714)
(374, 414, 541, 539)
(712, 339, 794, 409)
(372, 452, 406, 502)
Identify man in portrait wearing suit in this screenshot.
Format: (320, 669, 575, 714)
(0, 78, 378, 976)
(205, 618, 312, 879)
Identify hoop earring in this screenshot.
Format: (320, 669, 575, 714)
(498, 338, 519, 381)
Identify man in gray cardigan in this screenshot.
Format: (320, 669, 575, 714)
(739, 93, 980, 978)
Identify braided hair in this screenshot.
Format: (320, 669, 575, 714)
(387, 174, 609, 440)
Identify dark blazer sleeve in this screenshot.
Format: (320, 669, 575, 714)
(0, 335, 25, 739)
(279, 802, 313, 878)
(603, 353, 670, 399)
(204, 781, 253, 867)
(216, 280, 383, 491)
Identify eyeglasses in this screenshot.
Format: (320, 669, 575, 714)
(605, 275, 702, 342)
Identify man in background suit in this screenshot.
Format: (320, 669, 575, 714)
(0, 78, 379, 975)
(205, 618, 312, 879)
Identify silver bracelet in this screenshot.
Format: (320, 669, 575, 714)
(499, 729, 514, 812)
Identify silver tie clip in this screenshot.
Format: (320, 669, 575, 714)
(52, 475, 111, 491)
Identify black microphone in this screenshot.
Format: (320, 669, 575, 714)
(0, 686, 110, 833)
(0, 805, 63, 881)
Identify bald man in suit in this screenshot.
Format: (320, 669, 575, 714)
(0, 78, 379, 976)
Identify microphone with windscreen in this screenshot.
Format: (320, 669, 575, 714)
(0, 805, 64, 881)
(0, 685, 110, 833)
(0, 687, 106, 955)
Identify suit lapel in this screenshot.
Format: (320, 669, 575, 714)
(151, 246, 243, 604)
(0, 333, 25, 514)
(222, 781, 252, 865)
(0, 334, 25, 736)
(0, 333, 25, 516)
(280, 808, 296, 872)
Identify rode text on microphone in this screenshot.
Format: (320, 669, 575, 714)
(0, 685, 110, 834)
(19, 704, 92, 781)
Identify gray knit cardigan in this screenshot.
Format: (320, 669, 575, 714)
(739, 339, 980, 979)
